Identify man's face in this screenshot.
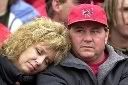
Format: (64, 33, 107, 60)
(69, 21, 109, 64)
(115, 0, 128, 37)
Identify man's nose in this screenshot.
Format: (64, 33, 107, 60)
(83, 32, 93, 42)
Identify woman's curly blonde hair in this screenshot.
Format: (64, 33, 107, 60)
(1, 17, 71, 64)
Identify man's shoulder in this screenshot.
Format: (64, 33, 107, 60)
(44, 64, 67, 74)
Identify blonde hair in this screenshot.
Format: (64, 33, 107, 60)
(1, 17, 71, 64)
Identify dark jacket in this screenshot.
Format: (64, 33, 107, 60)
(37, 45, 128, 85)
(114, 48, 128, 57)
(0, 55, 36, 85)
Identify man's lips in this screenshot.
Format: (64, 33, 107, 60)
(81, 45, 94, 48)
(80, 46, 94, 51)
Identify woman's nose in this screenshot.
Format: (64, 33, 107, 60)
(35, 55, 46, 65)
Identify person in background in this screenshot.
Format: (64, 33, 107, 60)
(104, 0, 128, 56)
(93, 0, 105, 7)
(37, 4, 128, 85)
(45, 0, 105, 25)
(0, 17, 70, 85)
(25, 0, 94, 19)
(0, 0, 39, 32)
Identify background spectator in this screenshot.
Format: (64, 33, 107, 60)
(0, 0, 39, 32)
(45, 0, 105, 25)
(93, 0, 105, 7)
(104, 0, 128, 56)
(24, 0, 105, 23)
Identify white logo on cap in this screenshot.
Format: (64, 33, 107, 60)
(82, 8, 93, 17)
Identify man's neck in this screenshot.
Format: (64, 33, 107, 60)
(86, 52, 107, 65)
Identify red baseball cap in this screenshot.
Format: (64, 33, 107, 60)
(67, 4, 108, 27)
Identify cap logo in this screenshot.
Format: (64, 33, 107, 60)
(82, 8, 93, 17)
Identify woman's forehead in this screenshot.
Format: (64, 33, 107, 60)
(123, 0, 128, 7)
(117, 0, 128, 8)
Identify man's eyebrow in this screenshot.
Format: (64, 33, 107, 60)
(72, 25, 83, 29)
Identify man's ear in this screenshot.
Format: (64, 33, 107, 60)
(52, 0, 62, 12)
(105, 28, 109, 45)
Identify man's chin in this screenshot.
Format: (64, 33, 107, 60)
(80, 52, 94, 58)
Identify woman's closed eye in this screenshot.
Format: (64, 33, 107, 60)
(44, 57, 52, 65)
(35, 47, 44, 55)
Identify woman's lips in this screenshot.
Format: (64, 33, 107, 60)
(27, 62, 36, 71)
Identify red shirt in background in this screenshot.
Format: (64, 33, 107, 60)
(25, 0, 47, 16)
(0, 23, 10, 46)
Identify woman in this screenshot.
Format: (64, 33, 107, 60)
(104, 0, 128, 56)
(0, 17, 71, 85)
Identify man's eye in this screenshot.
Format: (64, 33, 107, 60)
(76, 30, 84, 33)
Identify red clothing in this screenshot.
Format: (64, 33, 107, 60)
(0, 23, 10, 44)
(89, 53, 108, 75)
(25, 0, 47, 16)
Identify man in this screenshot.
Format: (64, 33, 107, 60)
(37, 4, 128, 85)
(105, 0, 128, 56)
(45, 0, 105, 24)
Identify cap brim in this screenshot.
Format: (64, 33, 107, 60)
(68, 19, 107, 27)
